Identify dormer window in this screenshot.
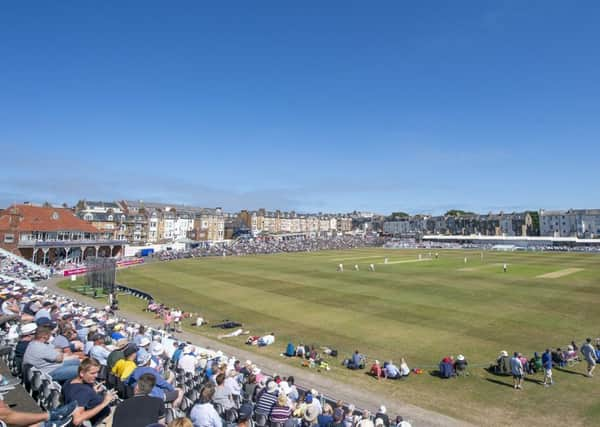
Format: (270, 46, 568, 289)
(52, 212, 60, 220)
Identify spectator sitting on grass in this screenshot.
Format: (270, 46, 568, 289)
(346, 350, 365, 370)
(454, 354, 468, 376)
(258, 332, 275, 346)
(384, 361, 401, 379)
(370, 360, 384, 380)
(399, 358, 410, 377)
(284, 342, 295, 357)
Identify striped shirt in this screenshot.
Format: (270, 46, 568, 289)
(270, 405, 291, 422)
(255, 391, 278, 415)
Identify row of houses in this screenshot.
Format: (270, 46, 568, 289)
(76, 201, 356, 244)
(237, 209, 353, 236)
(383, 209, 600, 238)
(76, 200, 225, 243)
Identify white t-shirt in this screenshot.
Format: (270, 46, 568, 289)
(178, 353, 197, 373)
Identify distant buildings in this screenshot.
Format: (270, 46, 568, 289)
(539, 209, 600, 238)
(237, 209, 354, 237)
(0, 203, 123, 263)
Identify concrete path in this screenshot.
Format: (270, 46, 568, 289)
(44, 277, 472, 427)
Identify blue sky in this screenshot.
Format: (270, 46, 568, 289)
(1, 1, 599, 214)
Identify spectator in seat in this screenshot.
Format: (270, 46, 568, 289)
(317, 403, 334, 427)
(0, 399, 79, 427)
(23, 325, 81, 382)
(212, 372, 234, 411)
(356, 410, 374, 427)
(190, 383, 221, 427)
(270, 393, 292, 424)
(62, 358, 118, 426)
(89, 333, 111, 366)
(14, 323, 37, 367)
(255, 380, 279, 415)
(113, 373, 165, 427)
(106, 338, 129, 371)
(128, 352, 183, 408)
(374, 405, 389, 427)
(112, 343, 138, 380)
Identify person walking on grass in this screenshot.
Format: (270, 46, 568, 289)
(542, 349, 553, 386)
(581, 338, 596, 377)
(510, 352, 524, 390)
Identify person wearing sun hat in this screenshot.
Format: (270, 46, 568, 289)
(454, 354, 468, 376)
(303, 401, 320, 427)
(14, 323, 37, 367)
(270, 392, 292, 423)
(107, 338, 129, 371)
(255, 380, 279, 415)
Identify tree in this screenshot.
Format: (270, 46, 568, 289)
(391, 212, 409, 218)
(445, 209, 475, 217)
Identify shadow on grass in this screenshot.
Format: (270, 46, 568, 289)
(555, 367, 588, 377)
(485, 378, 514, 388)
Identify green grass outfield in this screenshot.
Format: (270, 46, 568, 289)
(88, 249, 600, 425)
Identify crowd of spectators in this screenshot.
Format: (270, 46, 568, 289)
(0, 252, 48, 282)
(159, 235, 385, 261)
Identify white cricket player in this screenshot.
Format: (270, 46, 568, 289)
(384, 258, 388, 264)
(369, 263, 375, 272)
(337, 263, 344, 272)
(503, 263, 507, 273)
(464, 257, 467, 264)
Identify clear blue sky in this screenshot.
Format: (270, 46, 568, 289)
(1, 1, 599, 214)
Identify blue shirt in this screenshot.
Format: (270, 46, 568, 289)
(127, 366, 174, 399)
(542, 352, 552, 369)
(111, 332, 126, 341)
(63, 381, 110, 425)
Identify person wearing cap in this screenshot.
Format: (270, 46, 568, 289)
(112, 344, 138, 380)
(237, 403, 254, 427)
(374, 405, 389, 427)
(190, 383, 221, 427)
(454, 354, 468, 376)
(107, 338, 129, 371)
(136, 336, 152, 365)
(23, 325, 81, 381)
(127, 352, 183, 408)
(14, 323, 37, 369)
(62, 358, 118, 426)
(76, 318, 96, 343)
(89, 333, 111, 366)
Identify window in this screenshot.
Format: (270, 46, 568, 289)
(4, 234, 14, 243)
